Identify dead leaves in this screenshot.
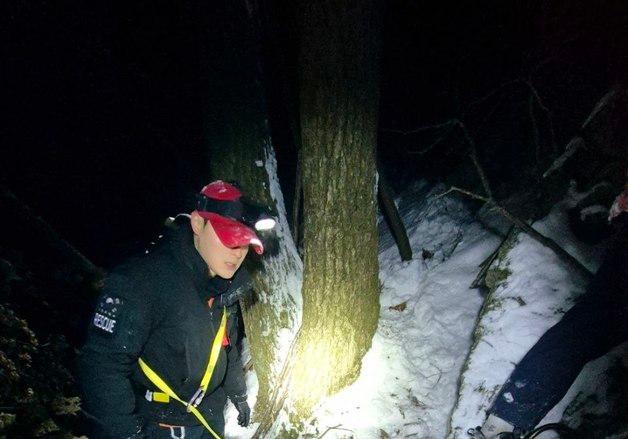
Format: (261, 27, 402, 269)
(388, 301, 407, 312)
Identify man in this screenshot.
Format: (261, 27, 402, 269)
(472, 188, 628, 438)
(79, 181, 271, 439)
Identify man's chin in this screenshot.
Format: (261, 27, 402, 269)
(214, 269, 236, 279)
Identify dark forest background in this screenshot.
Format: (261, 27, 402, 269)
(4, 1, 626, 267)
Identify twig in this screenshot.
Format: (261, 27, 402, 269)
(463, 79, 523, 117)
(250, 327, 303, 439)
(473, 95, 504, 136)
(436, 186, 489, 203)
(407, 124, 457, 156)
(528, 94, 542, 170)
(318, 424, 354, 438)
(457, 122, 493, 199)
(524, 80, 557, 156)
(382, 119, 458, 136)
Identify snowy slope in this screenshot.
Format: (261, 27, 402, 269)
(293, 183, 500, 438)
(226, 181, 622, 438)
(447, 185, 615, 438)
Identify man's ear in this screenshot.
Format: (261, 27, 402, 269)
(190, 211, 205, 235)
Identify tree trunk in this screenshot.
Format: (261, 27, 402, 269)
(283, 0, 382, 426)
(204, 0, 302, 421)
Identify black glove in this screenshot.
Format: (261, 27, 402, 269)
(234, 399, 251, 427)
(221, 269, 254, 307)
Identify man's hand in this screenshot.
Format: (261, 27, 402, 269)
(234, 399, 251, 427)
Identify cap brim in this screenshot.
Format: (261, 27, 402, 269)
(198, 212, 264, 255)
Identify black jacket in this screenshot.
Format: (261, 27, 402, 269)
(78, 223, 248, 438)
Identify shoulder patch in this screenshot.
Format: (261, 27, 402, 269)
(92, 295, 124, 334)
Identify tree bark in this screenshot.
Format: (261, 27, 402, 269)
(286, 0, 382, 424)
(204, 0, 302, 422)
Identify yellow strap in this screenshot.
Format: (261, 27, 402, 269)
(200, 308, 227, 391)
(138, 358, 222, 439)
(138, 307, 228, 439)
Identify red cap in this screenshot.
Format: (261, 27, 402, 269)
(200, 180, 243, 201)
(195, 181, 264, 255)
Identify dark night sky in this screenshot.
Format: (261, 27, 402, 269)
(3, 1, 627, 267)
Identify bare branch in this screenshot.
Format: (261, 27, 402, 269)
(580, 89, 618, 130)
(436, 186, 490, 203)
(407, 122, 458, 156)
(381, 119, 459, 136)
(525, 80, 557, 155)
(463, 79, 523, 116)
(529, 94, 542, 168)
(543, 137, 586, 179)
(457, 122, 494, 199)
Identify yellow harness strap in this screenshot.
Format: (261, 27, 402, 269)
(138, 307, 227, 439)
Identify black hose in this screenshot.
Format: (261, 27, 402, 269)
(524, 423, 577, 439)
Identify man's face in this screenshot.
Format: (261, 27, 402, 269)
(191, 212, 249, 279)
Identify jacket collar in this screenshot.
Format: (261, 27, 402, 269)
(169, 223, 213, 296)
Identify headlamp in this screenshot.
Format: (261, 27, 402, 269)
(196, 194, 276, 232)
(254, 217, 276, 231)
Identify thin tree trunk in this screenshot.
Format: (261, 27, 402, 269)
(378, 170, 412, 261)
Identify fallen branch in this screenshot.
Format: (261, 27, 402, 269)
(438, 186, 593, 280)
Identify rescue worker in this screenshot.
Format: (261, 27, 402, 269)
(79, 181, 273, 439)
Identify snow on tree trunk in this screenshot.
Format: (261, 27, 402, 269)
(205, 0, 303, 422)
(210, 141, 303, 421)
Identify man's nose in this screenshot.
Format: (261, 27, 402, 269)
(232, 246, 246, 258)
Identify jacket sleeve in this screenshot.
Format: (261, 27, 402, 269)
(222, 304, 247, 402)
(78, 273, 152, 438)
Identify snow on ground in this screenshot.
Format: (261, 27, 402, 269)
(226, 181, 617, 438)
(448, 185, 610, 438)
(291, 183, 500, 438)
